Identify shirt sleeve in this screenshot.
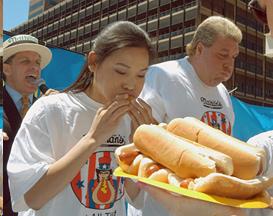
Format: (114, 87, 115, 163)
(7, 100, 56, 212)
(247, 131, 273, 177)
(139, 67, 167, 123)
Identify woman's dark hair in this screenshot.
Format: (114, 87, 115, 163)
(65, 21, 154, 93)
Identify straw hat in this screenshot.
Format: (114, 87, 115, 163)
(3, 34, 52, 69)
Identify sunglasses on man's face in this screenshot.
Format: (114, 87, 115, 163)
(248, 0, 268, 25)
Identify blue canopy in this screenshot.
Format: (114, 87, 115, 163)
(231, 96, 273, 141)
(41, 47, 85, 90)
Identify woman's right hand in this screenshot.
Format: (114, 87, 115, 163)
(87, 94, 130, 144)
(128, 98, 158, 142)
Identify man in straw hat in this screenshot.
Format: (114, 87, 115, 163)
(2, 34, 52, 216)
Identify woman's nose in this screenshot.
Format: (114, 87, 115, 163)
(122, 79, 136, 90)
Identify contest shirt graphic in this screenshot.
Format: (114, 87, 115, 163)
(71, 135, 125, 211)
(200, 97, 231, 135)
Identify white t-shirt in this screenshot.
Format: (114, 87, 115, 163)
(7, 92, 131, 216)
(140, 56, 234, 135)
(247, 130, 273, 216)
(129, 57, 235, 216)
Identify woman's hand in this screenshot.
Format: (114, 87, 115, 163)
(87, 94, 130, 144)
(43, 88, 59, 96)
(139, 183, 247, 216)
(128, 98, 158, 142)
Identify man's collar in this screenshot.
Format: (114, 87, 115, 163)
(5, 83, 34, 104)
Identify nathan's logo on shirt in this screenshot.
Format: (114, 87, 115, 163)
(201, 111, 231, 135)
(71, 151, 124, 210)
(107, 134, 126, 145)
(82, 134, 126, 147)
(200, 97, 223, 109)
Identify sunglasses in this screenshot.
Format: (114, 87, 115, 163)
(248, 0, 268, 25)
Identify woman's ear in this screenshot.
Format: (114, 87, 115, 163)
(88, 51, 97, 72)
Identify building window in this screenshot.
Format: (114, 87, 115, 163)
(29, 1, 44, 11)
(29, 9, 44, 19)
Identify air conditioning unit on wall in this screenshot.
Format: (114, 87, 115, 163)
(265, 33, 273, 58)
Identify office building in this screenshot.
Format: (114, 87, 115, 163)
(12, 0, 273, 106)
(29, 0, 64, 19)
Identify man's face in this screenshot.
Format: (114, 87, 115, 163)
(4, 51, 42, 95)
(197, 36, 239, 87)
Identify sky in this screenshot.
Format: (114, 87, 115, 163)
(4, 0, 29, 31)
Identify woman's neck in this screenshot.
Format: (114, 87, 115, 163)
(85, 85, 107, 105)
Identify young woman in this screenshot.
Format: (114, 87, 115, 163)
(7, 21, 155, 216)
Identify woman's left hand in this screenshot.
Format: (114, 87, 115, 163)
(128, 98, 158, 142)
(43, 88, 59, 96)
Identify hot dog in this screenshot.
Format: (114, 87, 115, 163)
(188, 173, 273, 199)
(167, 117, 266, 179)
(168, 173, 194, 189)
(138, 157, 171, 183)
(133, 124, 233, 178)
(115, 143, 272, 201)
(115, 145, 171, 183)
(115, 143, 143, 175)
(168, 172, 273, 200)
(181, 138, 233, 175)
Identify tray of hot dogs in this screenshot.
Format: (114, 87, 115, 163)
(114, 117, 273, 208)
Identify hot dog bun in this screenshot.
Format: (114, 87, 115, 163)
(168, 173, 194, 189)
(115, 143, 143, 175)
(158, 123, 168, 129)
(167, 173, 184, 187)
(115, 141, 271, 201)
(167, 117, 266, 179)
(188, 173, 273, 199)
(133, 124, 220, 178)
(187, 140, 233, 175)
(138, 157, 171, 183)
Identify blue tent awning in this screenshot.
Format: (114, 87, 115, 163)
(231, 96, 273, 141)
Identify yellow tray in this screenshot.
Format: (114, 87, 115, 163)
(114, 167, 271, 208)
